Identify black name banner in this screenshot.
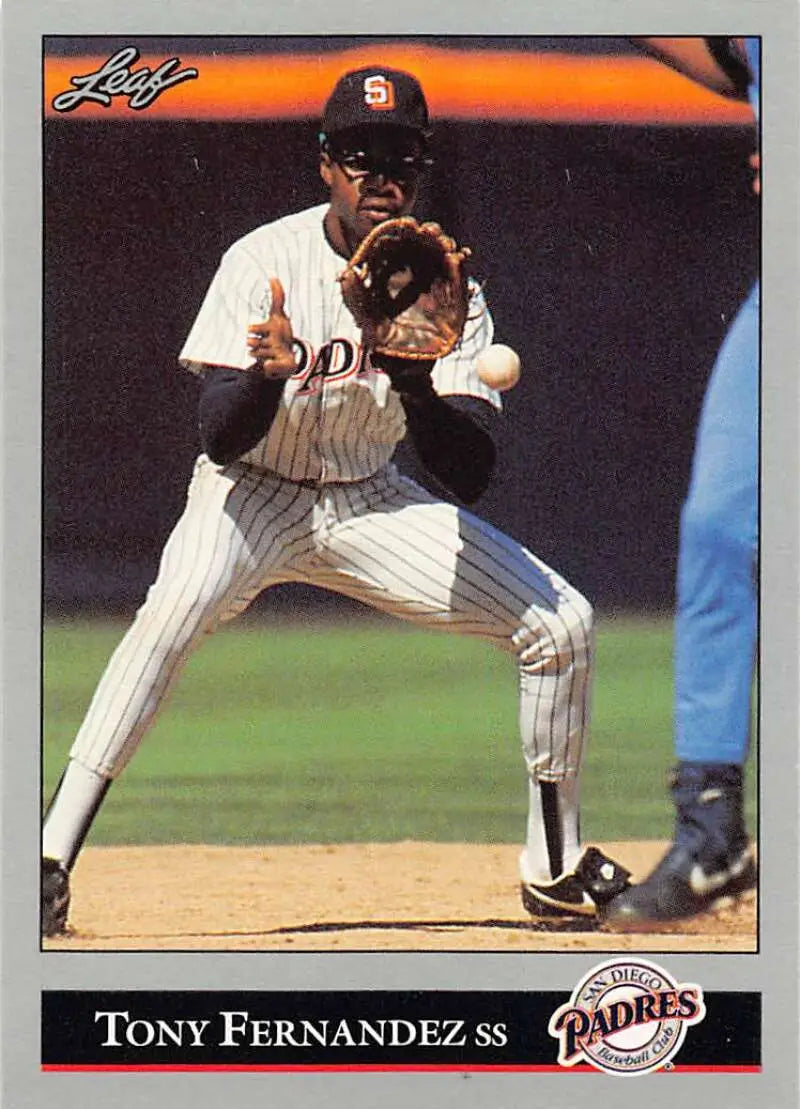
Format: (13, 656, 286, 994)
(42, 990, 760, 1071)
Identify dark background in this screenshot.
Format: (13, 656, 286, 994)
(43, 118, 758, 616)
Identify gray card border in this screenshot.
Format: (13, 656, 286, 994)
(3, 1, 798, 1106)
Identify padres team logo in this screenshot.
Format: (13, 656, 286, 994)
(548, 957, 706, 1076)
(363, 74, 396, 110)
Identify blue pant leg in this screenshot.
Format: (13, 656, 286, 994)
(674, 282, 759, 764)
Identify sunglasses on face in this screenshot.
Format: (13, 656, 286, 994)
(331, 149, 434, 182)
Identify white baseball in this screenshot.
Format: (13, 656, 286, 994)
(475, 344, 521, 392)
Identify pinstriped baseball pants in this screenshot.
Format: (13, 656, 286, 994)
(69, 456, 594, 786)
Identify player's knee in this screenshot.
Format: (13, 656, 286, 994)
(557, 592, 594, 664)
(131, 588, 219, 655)
(516, 591, 593, 671)
(568, 590, 593, 636)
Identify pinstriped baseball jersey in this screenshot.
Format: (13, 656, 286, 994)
(179, 203, 500, 482)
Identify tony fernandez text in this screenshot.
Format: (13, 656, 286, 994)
(94, 1010, 510, 1049)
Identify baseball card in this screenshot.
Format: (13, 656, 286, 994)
(2, 0, 798, 1106)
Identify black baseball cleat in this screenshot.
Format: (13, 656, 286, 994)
(41, 858, 71, 937)
(601, 843, 756, 931)
(601, 761, 756, 932)
(521, 846, 632, 918)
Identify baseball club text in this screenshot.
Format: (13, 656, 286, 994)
(52, 46, 198, 112)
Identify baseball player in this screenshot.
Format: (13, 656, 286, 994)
(41, 65, 629, 937)
(605, 38, 760, 929)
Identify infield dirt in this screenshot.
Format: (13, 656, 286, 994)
(43, 840, 756, 952)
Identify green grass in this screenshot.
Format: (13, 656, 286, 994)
(42, 616, 757, 847)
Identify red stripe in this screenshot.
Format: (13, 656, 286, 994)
(41, 1062, 762, 1073)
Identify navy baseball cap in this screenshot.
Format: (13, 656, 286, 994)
(321, 66, 431, 137)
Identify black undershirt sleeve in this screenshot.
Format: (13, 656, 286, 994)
(371, 355, 497, 503)
(397, 382, 498, 504)
(198, 365, 286, 464)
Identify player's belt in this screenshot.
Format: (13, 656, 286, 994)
(289, 475, 327, 489)
(225, 459, 383, 489)
(288, 474, 378, 489)
(265, 468, 375, 489)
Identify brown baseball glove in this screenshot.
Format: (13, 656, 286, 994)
(338, 217, 471, 361)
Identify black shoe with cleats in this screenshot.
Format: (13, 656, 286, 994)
(602, 762, 756, 931)
(521, 846, 632, 918)
(601, 842, 756, 930)
(41, 858, 71, 937)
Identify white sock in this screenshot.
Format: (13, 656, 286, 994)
(519, 776, 582, 884)
(42, 759, 110, 868)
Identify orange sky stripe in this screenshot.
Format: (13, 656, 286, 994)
(43, 46, 754, 124)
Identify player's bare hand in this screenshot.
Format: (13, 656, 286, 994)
(247, 277, 297, 378)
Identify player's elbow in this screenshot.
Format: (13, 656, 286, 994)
(448, 441, 496, 503)
(198, 402, 259, 464)
(200, 427, 246, 466)
(422, 429, 495, 504)
(197, 366, 286, 464)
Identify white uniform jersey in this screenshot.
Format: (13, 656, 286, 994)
(179, 203, 500, 482)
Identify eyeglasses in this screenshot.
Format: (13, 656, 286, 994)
(332, 149, 434, 183)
